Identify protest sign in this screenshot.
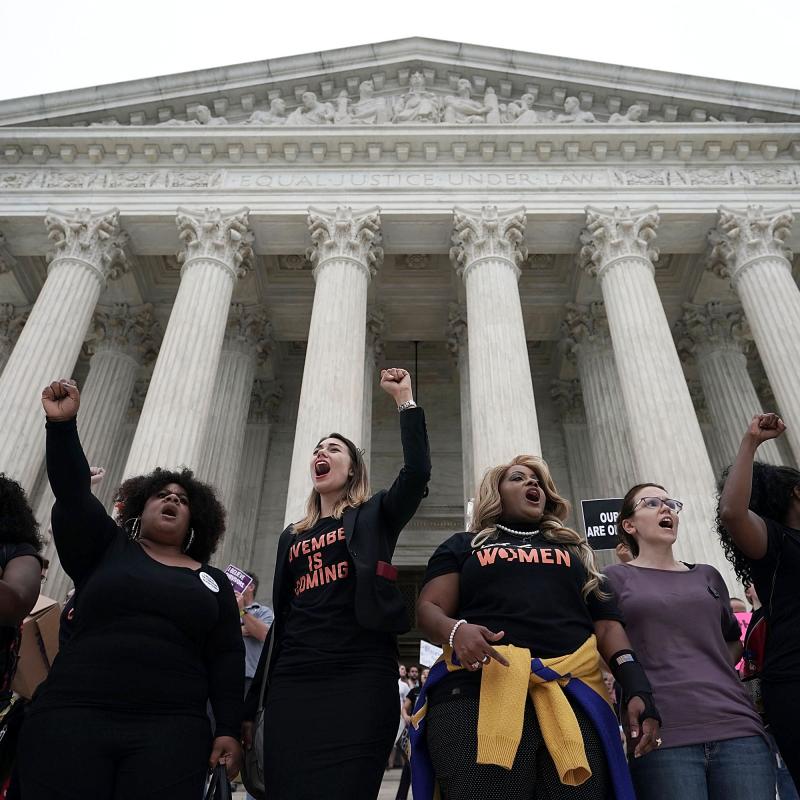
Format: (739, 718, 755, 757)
(419, 639, 443, 668)
(581, 498, 623, 551)
(224, 564, 253, 594)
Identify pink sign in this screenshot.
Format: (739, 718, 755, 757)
(734, 611, 752, 672)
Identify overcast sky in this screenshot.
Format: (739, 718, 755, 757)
(0, 0, 799, 102)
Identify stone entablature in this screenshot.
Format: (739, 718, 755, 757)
(2, 123, 799, 171)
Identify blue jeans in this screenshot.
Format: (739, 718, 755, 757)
(629, 735, 775, 800)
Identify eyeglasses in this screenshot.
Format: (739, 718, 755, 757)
(633, 496, 684, 514)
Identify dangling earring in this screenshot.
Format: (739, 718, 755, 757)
(182, 528, 195, 553)
(127, 517, 142, 542)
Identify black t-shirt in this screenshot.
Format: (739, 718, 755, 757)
(423, 531, 622, 657)
(39, 418, 245, 739)
(749, 518, 800, 682)
(272, 517, 395, 678)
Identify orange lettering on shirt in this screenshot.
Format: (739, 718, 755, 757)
(517, 549, 537, 563)
(540, 549, 554, 564)
(475, 548, 498, 566)
(555, 549, 571, 567)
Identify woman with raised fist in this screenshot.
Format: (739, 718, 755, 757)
(243, 368, 430, 800)
(17, 379, 244, 800)
(717, 412, 800, 787)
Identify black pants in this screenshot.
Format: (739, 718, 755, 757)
(763, 680, 800, 789)
(263, 668, 398, 800)
(426, 695, 609, 800)
(16, 707, 212, 800)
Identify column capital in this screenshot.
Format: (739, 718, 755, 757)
(450, 205, 527, 279)
(366, 307, 385, 366)
(0, 232, 18, 274)
(675, 301, 751, 362)
(306, 206, 383, 278)
(224, 303, 272, 362)
(551, 379, 585, 424)
(249, 378, 283, 424)
(176, 207, 255, 279)
(708, 205, 794, 285)
(87, 303, 160, 364)
(579, 205, 659, 279)
(446, 303, 468, 363)
(561, 302, 611, 363)
(44, 207, 131, 284)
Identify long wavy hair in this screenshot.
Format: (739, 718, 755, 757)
(616, 482, 668, 559)
(470, 455, 607, 600)
(716, 462, 800, 585)
(293, 433, 370, 534)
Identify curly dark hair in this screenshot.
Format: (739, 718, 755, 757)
(716, 461, 800, 585)
(115, 468, 226, 564)
(0, 474, 43, 551)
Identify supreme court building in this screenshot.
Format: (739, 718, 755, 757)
(1, 39, 799, 635)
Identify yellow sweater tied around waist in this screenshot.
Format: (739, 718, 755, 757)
(414, 634, 609, 787)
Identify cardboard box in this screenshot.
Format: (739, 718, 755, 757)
(12, 593, 61, 699)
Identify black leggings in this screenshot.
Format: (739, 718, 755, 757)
(763, 680, 800, 788)
(16, 707, 212, 800)
(426, 695, 609, 800)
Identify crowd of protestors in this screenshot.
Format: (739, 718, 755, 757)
(0, 368, 796, 799)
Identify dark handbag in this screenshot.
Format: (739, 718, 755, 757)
(241, 629, 275, 800)
(204, 764, 232, 800)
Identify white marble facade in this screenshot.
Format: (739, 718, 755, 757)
(1, 38, 800, 596)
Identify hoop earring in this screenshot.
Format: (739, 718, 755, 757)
(182, 528, 195, 554)
(128, 517, 142, 542)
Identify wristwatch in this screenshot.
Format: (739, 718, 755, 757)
(397, 400, 417, 413)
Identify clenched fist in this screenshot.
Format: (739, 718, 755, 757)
(379, 368, 413, 406)
(746, 413, 786, 445)
(41, 379, 80, 421)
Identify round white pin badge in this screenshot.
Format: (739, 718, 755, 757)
(199, 572, 219, 593)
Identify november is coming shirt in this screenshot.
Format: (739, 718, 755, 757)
(272, 516, 395, 677)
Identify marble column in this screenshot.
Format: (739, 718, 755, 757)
(677, 301, 781, 467)
(451, 206, 540, 486)
(709, 206, 800, 462)
(0, 209, 130, 493)
(561, 302, 637, 497)
(40, 304, 159, 598)
(446, 304, 474, 518)
(198, 303, 271, 557)
(580, 206, 724, 574)
(361, 308, 385, 472)
(229, 379, 281, 569)
(686, 381, 727, 481)
(0, 303, 28, 376)
(284, 206, 382, 525)
(551, 380, 596, 522)
(123, 207, 254, 478)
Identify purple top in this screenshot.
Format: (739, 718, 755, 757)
(604, 562, 765, 749)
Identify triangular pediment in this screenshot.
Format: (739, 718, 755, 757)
(1, 37, 799, 129)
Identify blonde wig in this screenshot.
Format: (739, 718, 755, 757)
(293, 432, 370, 534)
(470, 455, 607, 600)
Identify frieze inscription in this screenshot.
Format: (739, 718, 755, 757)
(0, 166, 798, 193)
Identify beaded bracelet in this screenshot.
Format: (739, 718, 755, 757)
(448, 618, 467, 648)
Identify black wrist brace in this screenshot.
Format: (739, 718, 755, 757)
(609, 649, 662, 724)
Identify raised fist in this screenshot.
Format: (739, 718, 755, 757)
(746, 413, 786, 444)
(379, 368, 413, 404)
(41, 379, 80, 422)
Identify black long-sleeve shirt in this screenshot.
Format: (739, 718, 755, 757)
(32, 418, 244, 738)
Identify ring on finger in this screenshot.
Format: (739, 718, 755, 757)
(480, 655, 489, 663)
(656, 738, 662, 747)
(470, 661, 481, 670)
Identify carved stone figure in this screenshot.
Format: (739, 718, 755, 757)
(286, 92, 334, 125)
(245, 98, 287, 125)
(444, 79, 487, 124)
(392, 72, 440, 123)
(483, 87, 501, 124)
(510, 93, 553, 124)
(157, 104, 227, 126)
(333, 91, 351, 124)
(608, 104, 645, 124)
(347, 80, 389, 124)
(555, 96, 596, 124)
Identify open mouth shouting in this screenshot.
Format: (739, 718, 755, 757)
(161, 505, 179, 521)
(658, 516, 674, 530)
(314, 460, 331, 477)
(525, 487, 541, 504)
